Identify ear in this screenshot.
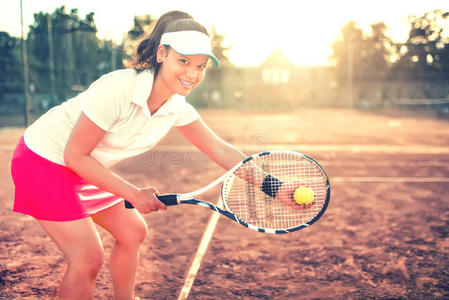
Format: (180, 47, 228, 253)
(156, 45, 168, 63)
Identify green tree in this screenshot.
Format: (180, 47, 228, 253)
(331, 21, 364, 82)
(331, 21, 394, 80)
(210, 25, 231, 67)
(365, 22, 393, 78)
(26, 6, 122, 104)
(331, 21, 395, 105)
(0, 32, 21, 89)
(127, 14, 155, 40)
(392, 9, 449, 77)
(124, 14, 155, 58)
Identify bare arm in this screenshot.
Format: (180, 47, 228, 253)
(176, 118, 246, 170)
(177, 119, 300, 208)
(64, 113, 166, 213)
(177, 118, 266, 187)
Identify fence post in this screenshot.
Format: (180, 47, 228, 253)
(20, 0, 32, 126)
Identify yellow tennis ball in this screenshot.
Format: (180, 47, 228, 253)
(294, 186, 314, 205)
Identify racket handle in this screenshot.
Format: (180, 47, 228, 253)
(156, 194, 179, 205)
(124, 200, 134, 209)
(124, 194, 179, 209)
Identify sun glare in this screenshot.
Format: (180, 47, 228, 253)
(2, 0, 448, 67)
(202, 2, 354, 67)
(201, 1, 448, 67)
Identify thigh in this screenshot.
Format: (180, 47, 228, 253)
(92, 202, 148, 245)
(38, 218, 103, 260)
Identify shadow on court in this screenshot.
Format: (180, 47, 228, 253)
(0, 108, 448, 299)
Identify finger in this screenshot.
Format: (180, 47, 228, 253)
(139, 208, 150, 214)
(143, 205, 153, 213)
(157, 201, 167, 210)
(148, 203, 158, 212)
(291, 201, 313, 210)
(139, 204, 155, 214)
(287, 201, 302, 209)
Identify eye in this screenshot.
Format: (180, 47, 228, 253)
(198, 64, 207, 70)
(179, 59, 189, 65)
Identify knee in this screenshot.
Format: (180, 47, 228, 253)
(129, 219, 148, 245)
(117, 219, 148, 247)
(69, 247, 104, 277)
(86, 248, 104, 274)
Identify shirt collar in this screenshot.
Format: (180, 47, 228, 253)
(131, 69, 184, 117)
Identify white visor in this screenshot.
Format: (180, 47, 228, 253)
(160, 30, 220, 67)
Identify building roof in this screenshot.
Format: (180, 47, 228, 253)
(261, 48, 293, 68)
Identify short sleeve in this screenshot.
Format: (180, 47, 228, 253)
(79, 71, 126, 131)
(174, 102, 200, 127)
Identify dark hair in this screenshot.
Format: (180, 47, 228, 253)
(127, 11, 209, 74)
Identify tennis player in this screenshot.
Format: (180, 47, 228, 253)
(11, 10, 245, 299)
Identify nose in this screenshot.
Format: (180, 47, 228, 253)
(186, 67, 198, 79)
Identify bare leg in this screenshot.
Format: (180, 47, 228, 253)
(92, 202, 148, 300)
(38, 218, 104, 300)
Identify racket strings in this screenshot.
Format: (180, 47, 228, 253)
(222, 152, 328, 230)
(245, 169, 257, 219)
(261, 162, 274, 223)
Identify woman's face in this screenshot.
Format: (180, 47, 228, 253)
(157, 46, 209, 97)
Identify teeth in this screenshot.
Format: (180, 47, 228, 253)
(179, 79, 193, 87)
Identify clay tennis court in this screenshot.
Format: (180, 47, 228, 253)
(1, 108, 448, 299)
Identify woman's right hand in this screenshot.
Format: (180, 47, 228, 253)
(128, 187, 167, 214)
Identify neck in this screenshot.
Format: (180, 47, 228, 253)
(148, 74, 175, 114)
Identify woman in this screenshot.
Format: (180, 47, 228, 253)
(11, 10, 246, 299)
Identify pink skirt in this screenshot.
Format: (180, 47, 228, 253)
(11, 137, 123, 221)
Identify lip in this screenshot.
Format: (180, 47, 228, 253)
(179, 78, 194, 88)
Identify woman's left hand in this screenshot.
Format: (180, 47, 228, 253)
(276, 181, 311, 210)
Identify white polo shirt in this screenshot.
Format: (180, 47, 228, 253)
(24, 69, 199, 167)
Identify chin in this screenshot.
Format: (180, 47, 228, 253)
(177, 86, 194, 97)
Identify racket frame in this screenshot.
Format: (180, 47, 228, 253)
(156, 150, 330, 234)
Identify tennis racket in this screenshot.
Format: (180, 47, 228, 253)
(125, 150, 330, 234)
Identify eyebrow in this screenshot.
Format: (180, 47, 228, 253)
(179, 54, 209, 65)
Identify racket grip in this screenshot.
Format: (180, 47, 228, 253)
(156, 194, 179, 205)
(123, 194, 179, 209)
(124, 200, 134, 209)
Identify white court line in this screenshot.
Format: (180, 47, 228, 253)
(177, 198, 223, 300)
(331, 177, 449, 183)
(152, 144, 449, 154)
(324, 161, 449, 167)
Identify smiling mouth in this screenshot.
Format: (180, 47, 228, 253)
(179, 78, 194, 88)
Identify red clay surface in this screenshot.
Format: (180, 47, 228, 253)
(1, 108, 448, 299)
